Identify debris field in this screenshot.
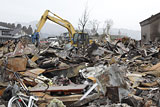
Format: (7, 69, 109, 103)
(0, 38, 160, 107)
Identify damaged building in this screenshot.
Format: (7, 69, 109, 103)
(0, 26, 13, 42)
(140, 12, 160, 44)
(0, 25, 32, 43)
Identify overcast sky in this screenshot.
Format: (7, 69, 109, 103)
(0, 0, 160, 31)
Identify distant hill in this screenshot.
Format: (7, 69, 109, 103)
(16, 21, 141, 40)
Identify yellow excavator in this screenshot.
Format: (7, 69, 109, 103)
(32, 10, 90, 47)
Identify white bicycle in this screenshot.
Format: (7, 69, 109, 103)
(4, 70, 48, 107)
(8, 93, 38, 107)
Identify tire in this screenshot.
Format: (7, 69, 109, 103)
(8, 96, 38, 107)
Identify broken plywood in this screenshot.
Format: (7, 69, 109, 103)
(7, 57, 27, 72)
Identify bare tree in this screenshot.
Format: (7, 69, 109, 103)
(22, 26, 27, 32)
(16, 24, 22, 29)
(11, 23, 16, 28)
(78, 6, 89, 33)
(27, 25, 33, 35)
(89, 19, 99, 36)
(103, 19, 113, 35)
(101, 19, 113, 42)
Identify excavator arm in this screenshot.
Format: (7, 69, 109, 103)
(32, 10, 76, 45)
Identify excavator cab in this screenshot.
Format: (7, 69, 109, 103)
(73, 33, 89, 47)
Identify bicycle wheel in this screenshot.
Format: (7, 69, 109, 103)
(8, 96, 38, 107)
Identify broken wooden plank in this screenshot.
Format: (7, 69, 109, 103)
(23, 68, 45, 78)
(29, 84, 86, 93)
(32, 92, 83, 102)
(144, 62, 160, 71)
(31, 54, 39, 62)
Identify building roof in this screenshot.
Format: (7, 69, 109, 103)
(0, 26, 11, 30)
(0, 35, 14, 38)
(140, 12, 160, 26)
(12, 34, 31, 39)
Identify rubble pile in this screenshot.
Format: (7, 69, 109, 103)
(0, 38, 160, 107)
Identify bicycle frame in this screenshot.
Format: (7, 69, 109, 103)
(8, 92, 38, 107)
(7, 71, 39, 107)
(28, 96, 38, 107)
